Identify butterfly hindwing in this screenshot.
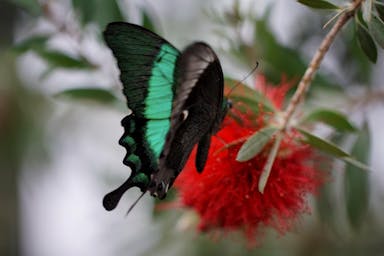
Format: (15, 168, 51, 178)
(149, 42, 225, 198)
(103, 23, 180, 210)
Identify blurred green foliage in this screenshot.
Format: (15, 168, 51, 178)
(72, 0, 124, 28)
(3, 0, 384, 255)
(0, 3, 21, 255)
(1, 3, 49, 256)
(345, 122, 371, 229)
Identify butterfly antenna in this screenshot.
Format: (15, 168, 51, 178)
(226, 62, 259, 97)
(125, 191, 146, 217)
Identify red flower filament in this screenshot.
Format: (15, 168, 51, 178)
(174, 80, 326, 243)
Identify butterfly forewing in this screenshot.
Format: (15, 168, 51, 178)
(104, 22, 180, 120)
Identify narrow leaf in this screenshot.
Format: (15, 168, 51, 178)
(298, 128, 350, 157)
(342, 157, 371, 172)
(297, 0, 340, 10)
(368, 15, 384, 49)
(36, 50, 95, 69)
(13, 38, 95, 70)
(302, 109, 357, 132)
(55, 88, 119, 104)
(72, 0, 93, 25)
(361, 0, 373, 22)
(258, 133, 283, 193)
(236, 126, 278, 162)
(299, 128, 370, 171)
(357, 9, 369, 28)
(316, 182, 337, 227)
(142, 9, 156, 32)
(356, 22, 378, 63)
(9, 0, 41, 15)
(376, 3, 384, 21)
(12, 36, 49, 53)
(72, 0, 124, 28)
(345, 122, 370, 229)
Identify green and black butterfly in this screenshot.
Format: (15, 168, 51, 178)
(103, 22, 229, 211)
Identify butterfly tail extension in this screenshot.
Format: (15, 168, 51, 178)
(103, 115, 152, 211)
(103, 176, 136, 211)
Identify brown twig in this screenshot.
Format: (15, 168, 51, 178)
(281, 0, 363, 130)
(258, 0, 364, 193)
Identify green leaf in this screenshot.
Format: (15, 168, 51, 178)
(356, 9, 369, 28)
(12, 36, 49, 53)
(361, 0, 373, 22)
(342, 157, 371, 172)
(35, 50, 95, 69)
(54, 88, 119, 104)
(301, 109, 357, 132)
(298, 128, 371, 171)
(368, 15, 384, 49)
(376, 3, 384, 21)
(72, 0, 92, 25)
(345, 122, 370, 229)
(142, 8, 156, 32)
(316, 182, 337, 228)
(356, 21, 378, 63)
(258, 133, 283, 193)
(72, 0, 124, 28)
(298, 128, 350, 157)
(297, 0, 340, 10)
(236, 126, 278, 162)
(9, 0, 41, 15)
(315, 133, 346, 227)
(12, 36, 95, 70)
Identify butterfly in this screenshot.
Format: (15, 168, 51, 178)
(102, 22, 229, 211)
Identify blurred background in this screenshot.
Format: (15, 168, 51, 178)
(1, 0, 384, 255)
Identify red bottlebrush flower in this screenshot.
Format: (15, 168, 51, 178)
(174, 77, 326, 244)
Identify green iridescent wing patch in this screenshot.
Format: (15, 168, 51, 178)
(104, 23, 179, 119)
(103, 22, 180, 211)
(145, 44, 179, 118)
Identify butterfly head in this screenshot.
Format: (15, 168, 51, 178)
(210, 98, 231, 134)
(223, 98, 232, 112)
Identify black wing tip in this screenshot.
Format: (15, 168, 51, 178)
(103, 22, 131, 41)
(103, 175, 143, 211)
(104, 22, 140, 33)
(103, 191, 121, 211)
(103, 22, 159, 39)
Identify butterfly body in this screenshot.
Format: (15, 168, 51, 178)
(103, 22, 227, 210)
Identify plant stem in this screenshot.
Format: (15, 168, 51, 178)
(281, 0, 363, 130)
(258, 0, 363, 192)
